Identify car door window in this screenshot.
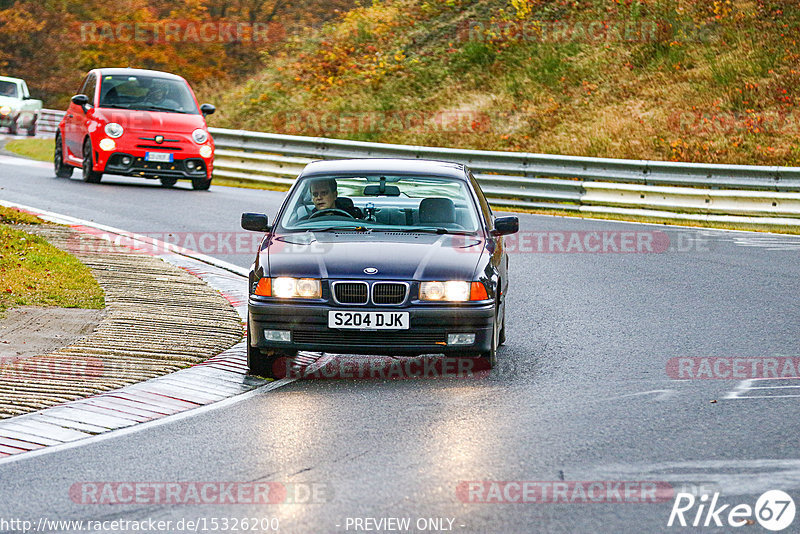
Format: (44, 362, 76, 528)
(81, 74, 97, 104)
(469, 171, 493, 228)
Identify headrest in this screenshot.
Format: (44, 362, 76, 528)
(419, 197, 456, 224)
(335, 197, 355, 210)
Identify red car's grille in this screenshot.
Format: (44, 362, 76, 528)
(135, 145, 183, 151)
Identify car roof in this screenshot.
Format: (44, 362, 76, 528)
(0, 76, 23, 84)
(299, 158, 469, 179)
(93, 68, 187, 82)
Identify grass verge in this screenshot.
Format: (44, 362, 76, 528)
(0, 206, 105, 315)
(5, 138, 54, 162)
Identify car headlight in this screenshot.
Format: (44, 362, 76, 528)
(104, 123, 123, 138)
(0, 106, 11, 116)
(192, 129, 208, 144)
(199, 144, 213, 158)
(268, 277, 321, 299)
(98, 138, 116, 151)
(420, 281, 488, 301)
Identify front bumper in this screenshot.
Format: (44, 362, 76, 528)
(90, 133, 214, 179)
(248, 298, 495, 355)
(101, 152, 211, 179)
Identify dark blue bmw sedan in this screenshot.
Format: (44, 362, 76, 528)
(241, 158, 518, 377)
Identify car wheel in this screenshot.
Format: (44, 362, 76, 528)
(246, 324, 296, 378)
(82, 138, 102, 183)
(7, 118, 17, 135)
(54, 132, 74, 178)
(26, 118, 36, 137)
(191, 177, 211, 191)
(498, 301, 506, 346)
(479, 307, 499, 369)
(160, 177, 178, 188)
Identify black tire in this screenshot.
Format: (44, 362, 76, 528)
(479, 307, 499, 369)
(7, 118, 17, 135)
(26, 117, 36, 137)
(54, 132, 74, 178)
(246, 325, 296, 378)
(191, 176, 211, 190)
(82, 138, 102, 183)
(498, 301, 506, 346)
(160, 177, 179, 188)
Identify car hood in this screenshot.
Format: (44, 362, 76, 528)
(93, 108, 205, 133)
(0, 96, 21, 109)
(265, 231, 486, 281)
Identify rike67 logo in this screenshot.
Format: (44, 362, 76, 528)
(668, 490, 796, 531)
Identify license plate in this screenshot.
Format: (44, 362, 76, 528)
(328, 310, 409, 330)
(145, 152, 173, 162)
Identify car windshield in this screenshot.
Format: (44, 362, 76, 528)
(277, 174, 481, 233)
(97, 74, 199, 114)
(0, 81, 18, 98)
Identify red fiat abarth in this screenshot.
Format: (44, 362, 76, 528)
(54, 68, 216, 190)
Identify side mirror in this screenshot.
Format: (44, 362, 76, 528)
(200, 103, 216, 117)
(22, 95, 30, 100)
(241, 213, 270, 232)
(492, 216, 519, 236)
(71, 94, 91, 113)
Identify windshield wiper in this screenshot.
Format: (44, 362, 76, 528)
(306, 226, 371, 233)
(100, 104, 131, 109)
(139, 106, 189, 113)
(395, 227, 472, 235)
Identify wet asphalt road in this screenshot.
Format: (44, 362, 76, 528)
(0, 153, 799, 533)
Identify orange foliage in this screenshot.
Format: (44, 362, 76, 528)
(0, 0, 356, 107)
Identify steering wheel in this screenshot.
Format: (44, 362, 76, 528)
(309, 208, 356, 219)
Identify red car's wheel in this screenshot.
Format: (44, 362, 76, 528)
(53, 132, 73, 178)
(82, 138, 102, 183)
(191, 176, 211, 190)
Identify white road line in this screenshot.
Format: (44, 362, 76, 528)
(723, 378, 800, 400)
(581, 459, 800, 496)
(598, 389, 676, 401)
(0, 154, 51, 169)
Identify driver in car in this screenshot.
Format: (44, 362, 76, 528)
(305, 178, 363, 219)
(143, 81, 180, 110)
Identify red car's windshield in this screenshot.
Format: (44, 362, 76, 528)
(98, 74, 199, 114)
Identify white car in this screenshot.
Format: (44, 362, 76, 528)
(0, 76, 41, 136)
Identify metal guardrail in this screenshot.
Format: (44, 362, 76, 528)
(27, 115, 798, 225)
(38, 109, 65, 135)
(209, 127, 800, 227)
